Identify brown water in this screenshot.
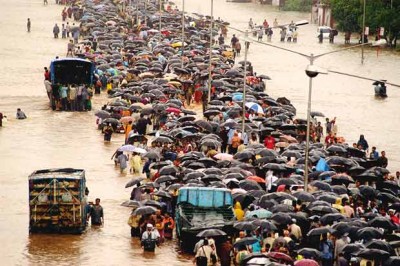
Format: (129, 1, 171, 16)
(0, 0, 399, 265)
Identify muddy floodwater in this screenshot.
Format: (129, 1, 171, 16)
(1, 0, 399, 265)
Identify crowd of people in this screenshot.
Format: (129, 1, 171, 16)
(36, 0, 400, 265)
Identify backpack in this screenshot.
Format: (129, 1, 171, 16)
(196, 247, 208, 266)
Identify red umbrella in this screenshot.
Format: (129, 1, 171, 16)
(266, 252, 294, 263)
(294, 259, 319, 266)
(166, 107, 181, 114)
(246, 176, 266, 184)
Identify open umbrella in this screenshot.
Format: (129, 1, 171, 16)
(120, 200, 142, 208)
(155, 175, 177, 184)
(152, 190, 172, 199)
(196, 229, 227, 238)
(270, 213, 292, 225)
(368, 216, 396, 230)
(307, 227, 332, 236)
(365, 239, 394, 254)
(296, 248, 322, 259)
(294, 259, 319, 266)
(267, 252, 294, 263)
(125, 177, 145, 188)
(356, 227, 384, 240)
(234, 221, 259, 231)
(245, 209, 273, 219)
(233, 237, 259, 249)
(95, 110, 111, 119)
(356, 248, 390, 261)
(133, 206, 157, 216)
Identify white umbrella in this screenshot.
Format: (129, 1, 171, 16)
(118, 144, 136, 152)
(133, 147, 147, 154)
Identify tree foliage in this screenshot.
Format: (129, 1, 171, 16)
(283, 0, 313, 12)
(330, 0, 400, 47)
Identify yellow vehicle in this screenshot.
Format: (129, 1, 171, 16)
(222, 48, 235, 61)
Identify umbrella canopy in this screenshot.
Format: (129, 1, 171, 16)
(296, 248, 322, 259)
(356, 248, 390, 261)
(267, 252, 294, 263)
(120, 200, 142, 208)
(233, 221, 259, 231)
(233, 237, 259, 248)
(196, 228, 227, 238)
(132, 206, 157, 216)
(356, 227, 384, 240)
(368, 216, 396, 230)
(125, 177, 145, 188)
(245, 209, 273, 219)
(294, 259, 319, 266)
(307, 227, 332, 236)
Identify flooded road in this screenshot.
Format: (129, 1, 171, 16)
(0, 0, 399, 265)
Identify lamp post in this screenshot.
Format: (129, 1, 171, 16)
(238, 37, 385, 191)
(181, 0, 185, 68)
(361, 0, 366, 64)
(207, 0, 214, 103)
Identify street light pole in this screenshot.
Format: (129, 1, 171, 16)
(207, 0, 214, 103)
(241, 41, 249, 134)
(181, 0, 185, 68)
(361, 0, 366, 64)
(303, 54, 315, 192)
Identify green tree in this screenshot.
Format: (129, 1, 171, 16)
(283, 0, 313, 12)
(330, 0, 400, 47)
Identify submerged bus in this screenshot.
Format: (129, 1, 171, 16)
(46, 58, 95, 111)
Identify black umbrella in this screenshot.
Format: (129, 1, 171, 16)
(142, 200, 162, 209)
(159, 165, 178, 176)
(316, 194, 339, 204)
(356, 227, 384, 240)
(368, 216, 396, 230)
(232, 193, 255, 210)
(365, 239, 394, 254)
(307, 227, 332, 236)
(309, 181, 332, 192)
(260, 192, 296, 203)
(144, 151, 162, 160)
(233, 237, 259, 248)
(234, 151, 254, 161)
(196, 228, 227, 238)
(234, 221, 259, 231)
(152, 190, 172, 199)
(238, 180, 262, 191)
(270, 213, 292, 225)
(356, 248, 390, 261)
(125, 177, 145, 188)
(359, 185, 378, 199)
(262, 163, 287, 171)
(133, 206, 157, 215)
(121, 200, 142, 208)
(252, 219, 278, 231)
(342, 243, 365, 258)
(320, 213, 347, 225)
(270, 204, 294, 213)
(293, 191, 315, 202)
(155, 175, 178, 184)
(383, 256, 400, 266)
(309, 205, 339, 214)
(257, 199, 279, 210)
(296, 248, 322, 259)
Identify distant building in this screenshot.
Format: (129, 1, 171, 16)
(316, 0, 334, 27)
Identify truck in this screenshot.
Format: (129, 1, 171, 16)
(29, 168, 88, 234)
(175, 187, 235, 252)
